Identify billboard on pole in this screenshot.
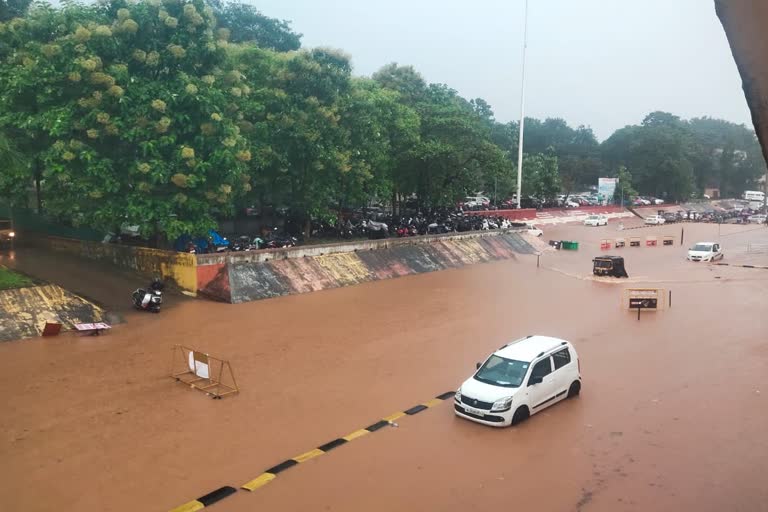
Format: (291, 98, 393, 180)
(598, 178, 618, 205)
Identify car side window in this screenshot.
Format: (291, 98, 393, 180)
(552, 348, 571, 370)
(530, 358, 552, 381)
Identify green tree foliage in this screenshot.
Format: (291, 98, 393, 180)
(0, 0, 32, 22)
(2, 1, 765, 245)
(495, 117, 603, 195)
(601, 112, 694, 201)
(520, 152, 561, 201)
(601, 111, 765, 201)
(0, 131, 27, 205)
(373, 64, 510, 208)
(263, 48, 353, 226)
(213, 2, 301, 50)
(338, 78, 419, 210)
(0, 0, 252, 240)
(687, 117, 765, 197)
(612, 165, 637, 205)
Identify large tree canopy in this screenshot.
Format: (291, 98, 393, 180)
(601, 111, 765, 200)
(0, 0, 252, 239)
(1, 1, 764, 244)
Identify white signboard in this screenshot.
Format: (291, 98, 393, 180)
(188, 352, 210, 379)
(598, 178, 618, 205)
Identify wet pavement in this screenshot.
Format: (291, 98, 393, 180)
(0, 222, 767, 512)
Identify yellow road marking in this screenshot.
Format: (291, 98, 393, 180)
(422, 398, 443, 408)
(383, 411, 405, 422)
(168, 500, 205, 512)
(241, 473, 276, 491)
(292, 448, 325, 463)
(342, 429, 370, 441)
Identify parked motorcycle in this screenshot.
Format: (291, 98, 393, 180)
(132, 278, 164, 313)
(363, 219, 389, 239)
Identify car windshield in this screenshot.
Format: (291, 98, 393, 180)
(587, 216, 598, 220)
(474, 355, 529, 388)
(692, 244, 712, 251)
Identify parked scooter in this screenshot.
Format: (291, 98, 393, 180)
(132, 278, 164, 313)
(363, 219, 389, 239)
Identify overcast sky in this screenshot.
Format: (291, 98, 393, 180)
(251, 0, 751, 141)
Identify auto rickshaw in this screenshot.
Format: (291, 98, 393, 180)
(592, 255, 629, 278)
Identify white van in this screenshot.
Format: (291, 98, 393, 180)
(455, 335, 581, 427)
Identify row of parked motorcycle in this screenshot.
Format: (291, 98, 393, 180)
(177, 228, 298, 254)
(183, 211, 528, 254)
(311, 212, 524, 240)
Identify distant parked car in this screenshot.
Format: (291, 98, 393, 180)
(662, 212, 678, 223)
(510, 222, 543, 237)
(583, 214, 608, 227)
(651, 198, 665, 205)
(748, 214, 767, 224)
(525, 224, 543, 237)
(645, 215, 666, 225)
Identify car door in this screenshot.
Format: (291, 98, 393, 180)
(526, 356, 555, 413)
(713, 243, 721, 259)
(550, 348, 574, 403)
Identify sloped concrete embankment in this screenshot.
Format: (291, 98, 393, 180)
(0, 284, 104, 342)
(197, 232, 535, 303)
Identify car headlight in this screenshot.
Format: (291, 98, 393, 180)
(454, 389, 461, 402)
(8, 231, 15, 238)
(491, 396, 514, 411)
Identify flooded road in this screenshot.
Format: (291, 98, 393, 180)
(1, 222, 767, 512)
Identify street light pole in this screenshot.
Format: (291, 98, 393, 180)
(516, 0, 529, 209)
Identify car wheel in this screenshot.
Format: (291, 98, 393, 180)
(511, 406, 530, 426)
(567, 381, 581, 398)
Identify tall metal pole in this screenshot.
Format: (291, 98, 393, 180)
(515, 0, 529, 208)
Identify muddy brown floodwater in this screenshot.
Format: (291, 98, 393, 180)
(1, 222, 767, 512)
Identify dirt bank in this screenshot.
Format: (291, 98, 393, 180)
(0, 223, 766, 512)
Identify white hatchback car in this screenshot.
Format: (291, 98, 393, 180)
(455, 335, 581, 427)
(583, 214, 608, 227)
(644, 215, 666, 225)
(687, 242, 723, 262)
(525, 224, 543, 237)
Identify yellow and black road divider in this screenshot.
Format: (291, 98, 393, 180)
(714, 262, 768, 269)
(168, 391, 455, 511)
(169, 486, 237, 512)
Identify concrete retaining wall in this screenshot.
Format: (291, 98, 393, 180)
(28, 235, 198, 294)
(212, 231, 535, 304)
(28, 230, 536, 303)
(0, 284, 104, 342)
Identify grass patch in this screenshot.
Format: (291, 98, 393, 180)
(0, 267, 34, 290)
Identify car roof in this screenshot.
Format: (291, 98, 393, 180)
(494, 335, 569, 362)
(693, 241, 716, 246)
